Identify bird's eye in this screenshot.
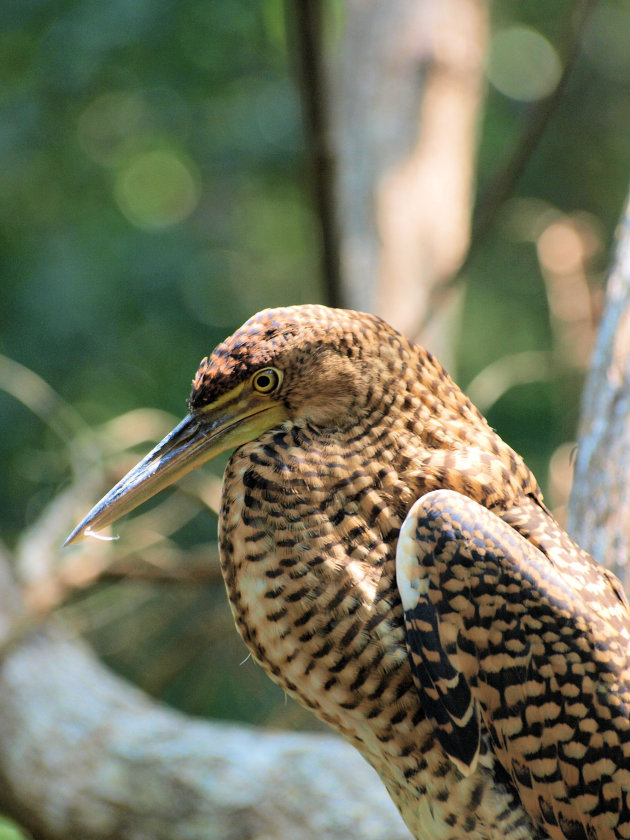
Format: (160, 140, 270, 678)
(252, 367, 282, 394)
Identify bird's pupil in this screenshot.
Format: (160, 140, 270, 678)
(258, 375, 270, 388)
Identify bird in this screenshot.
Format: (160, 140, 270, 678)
(66, 304, 630, 840)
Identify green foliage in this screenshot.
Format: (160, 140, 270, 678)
(0, 816, 29, 840)
(0, 0, 320, 545)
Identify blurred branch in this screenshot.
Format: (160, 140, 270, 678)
(536, 215, 599, 368)
(464, 210, 601, 413)
(568, 187, 630, 589)
(19, 483, 220, 613)
(290, 0, 341, 307)
(0, 355, 88, 445)
(0, 354, 96, 486)
(0, 544, 411, 840)
(465, 350, 554, 414)
(80, 548, 222, 586)
(12, 403, 222, 614)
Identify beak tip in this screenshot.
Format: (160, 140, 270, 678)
(62, 410, 213, 550)
(64, 512, 97, 546)
(63, 525, 84, 547)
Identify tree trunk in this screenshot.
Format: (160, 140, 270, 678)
(567, 189, 630, 590)
(329, 0, 488, 368)
(0, 546, 410, 840)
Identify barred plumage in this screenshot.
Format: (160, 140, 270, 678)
(67, 305, 630, 840)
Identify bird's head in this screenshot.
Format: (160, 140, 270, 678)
(64, 305, 411, 545)
(189, 304, 400, 425)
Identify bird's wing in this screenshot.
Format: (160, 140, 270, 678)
(396, 488, 630, 840)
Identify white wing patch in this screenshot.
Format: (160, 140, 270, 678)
(396, 500, 430, 611)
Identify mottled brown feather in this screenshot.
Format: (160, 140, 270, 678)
(189, 305, 629, 840)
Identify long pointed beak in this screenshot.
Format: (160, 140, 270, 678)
(64, 401, 287, 545)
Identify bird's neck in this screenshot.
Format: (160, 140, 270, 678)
(219, 420, 417, 737)
(218, 409, 538, 729)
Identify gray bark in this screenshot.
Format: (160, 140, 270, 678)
(0, 548, 410, 840)
(567, 190, 630, 589)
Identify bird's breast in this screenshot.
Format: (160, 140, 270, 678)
(219, 432, 413, 725)
(217, 429, 542, 840)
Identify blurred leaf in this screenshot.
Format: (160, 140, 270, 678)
(0, 816, 30, 840)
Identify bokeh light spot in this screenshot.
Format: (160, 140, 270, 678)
(488, 26, 561, 102)
(114, 150, 200, 230)
(78, 92, 148, 166)
(537, 221, 585, 275)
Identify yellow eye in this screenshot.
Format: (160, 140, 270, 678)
(252, 367, 282, 394)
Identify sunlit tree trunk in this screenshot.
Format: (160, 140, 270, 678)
(330, 0, 488, 369)
(568, 190, 630, 591)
